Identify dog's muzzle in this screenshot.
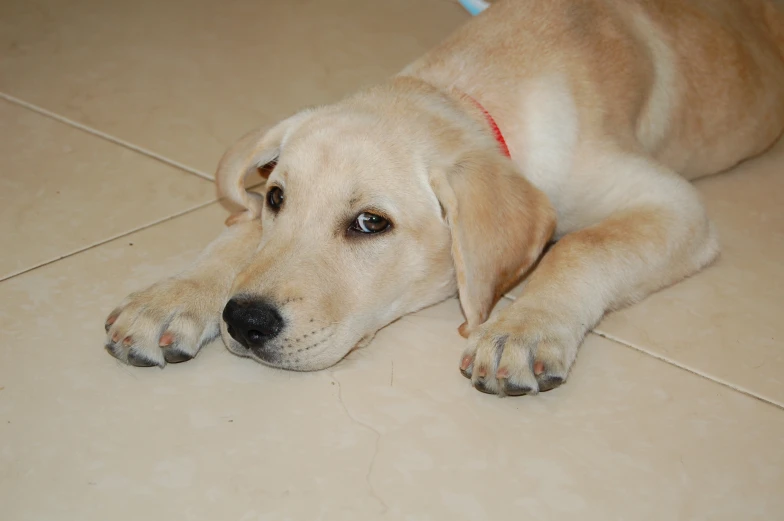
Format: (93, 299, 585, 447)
(222, 298, 285, 360)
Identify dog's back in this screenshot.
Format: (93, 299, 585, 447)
(404, 0, 784, 178)
(636, 0, 784, 176)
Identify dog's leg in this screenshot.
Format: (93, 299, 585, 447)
(461, 152, 719, 395)
(104, 219, 263, 367)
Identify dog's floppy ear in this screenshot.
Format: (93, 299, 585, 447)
(430, 151, 556, 337)
(215, 110, 312, 225)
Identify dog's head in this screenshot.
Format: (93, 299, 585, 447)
(215, 80, 555, 370)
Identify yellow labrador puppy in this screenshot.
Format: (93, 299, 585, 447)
(105, 0, 784, 396)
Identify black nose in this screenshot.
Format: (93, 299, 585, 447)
(222, 298, 285, 351)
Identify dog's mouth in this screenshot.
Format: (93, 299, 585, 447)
(219, 319, 353, 371)
(219, 318, 383, 372)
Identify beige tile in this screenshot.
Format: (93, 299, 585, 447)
(1, 203, 782, 520)
(0, 0, 468, 175)
(0, 99, 215, 280)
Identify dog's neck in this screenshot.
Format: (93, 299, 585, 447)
(458, 92, 511, 158)
(377, 75, 513, 160)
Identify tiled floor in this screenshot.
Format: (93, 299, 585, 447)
(1, 1, 782, 519)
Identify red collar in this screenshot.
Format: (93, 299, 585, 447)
(464, 94, 511, 158)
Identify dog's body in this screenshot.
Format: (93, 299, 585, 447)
(105, 0, 784, 396)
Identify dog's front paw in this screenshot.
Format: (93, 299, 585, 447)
(459, 304, 583, 396)
(104, 278, 222, 367)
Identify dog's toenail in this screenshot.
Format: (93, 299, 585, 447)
(122, 336, 133, 346)
(537, 376, 564, 392)
(111, 332, 121, 343)
(127, 350, 159, 367)
(473, 379, 495, 394)
(105, 343, 122, 358)
(163, 349, 193, 364)
(159, 332, 175, 347)
(533, 360, 545, 375)
(496, 367, 509, 379)
(476, 366, 487, 378)
(501, 379, 534, 396)
(460, 355, 473, 371)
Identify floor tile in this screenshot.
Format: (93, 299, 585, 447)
(1, 203, 782, 520)
(0, 0, 468, 175)
(0, 99, 215, 280)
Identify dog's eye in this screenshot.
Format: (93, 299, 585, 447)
(266, 186, 284, 211)
(351, 212, 390, 234)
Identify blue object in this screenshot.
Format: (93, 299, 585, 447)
(458, 0, 490, 15)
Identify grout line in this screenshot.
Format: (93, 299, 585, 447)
(592, 329, 784, 411)
(0, 92, 214, 182)
(500, 294, 784, 410)
(0, 200, 219, 283)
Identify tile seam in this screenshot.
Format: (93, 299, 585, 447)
(499, 295, 784, 411)
(0, 200, 219, 283)
(0, 92, 214, 181)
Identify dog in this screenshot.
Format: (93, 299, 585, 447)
(104, 0, 784, 396)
